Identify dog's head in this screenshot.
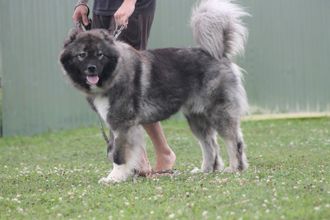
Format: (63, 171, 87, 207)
(59, 29, 119, 93)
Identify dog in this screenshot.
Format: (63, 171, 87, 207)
(60, 0, 249, 183)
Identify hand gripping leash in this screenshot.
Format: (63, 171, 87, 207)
(75, 21, 125, 40)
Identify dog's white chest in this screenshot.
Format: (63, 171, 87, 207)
(93, 96, 110, 123)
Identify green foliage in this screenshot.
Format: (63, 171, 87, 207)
(0, 118, 329, 219)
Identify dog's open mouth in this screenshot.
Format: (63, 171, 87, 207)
(86, 75, 100, 85)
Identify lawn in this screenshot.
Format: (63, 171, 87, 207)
(0, 118, 329, 219)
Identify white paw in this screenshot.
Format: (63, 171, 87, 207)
(214, 167, 225, 173)
(98, 177, 115, 185)
(223, 167, 238, 173)
(98, 172, 129, 184)
(98, 163, 133, 185)
(98, 175, 127, 185)
(190, 167, 202, 174)
(214, 164, 225, 172)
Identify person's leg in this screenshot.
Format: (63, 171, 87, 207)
(143, 123, 176, 172)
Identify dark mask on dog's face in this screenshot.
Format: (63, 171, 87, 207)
(60, 29, 119, 93)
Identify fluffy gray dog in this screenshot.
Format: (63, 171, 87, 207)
(60, 0, 249, 183)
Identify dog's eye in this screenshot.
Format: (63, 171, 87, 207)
(97, 51, 104, 59)
(78, 52, 87, 60)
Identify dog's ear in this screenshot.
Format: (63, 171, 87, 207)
(99, 29, 114, 44)
(63, 28, 80, 47)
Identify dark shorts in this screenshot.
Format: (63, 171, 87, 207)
(92, 11, 155, 50)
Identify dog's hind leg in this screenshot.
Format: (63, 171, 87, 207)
(185, 114, 224, 173)
(99, 126, 145, 184)
(215, 117, 248, 173)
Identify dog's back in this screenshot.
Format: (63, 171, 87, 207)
(138, 0, 249, 124)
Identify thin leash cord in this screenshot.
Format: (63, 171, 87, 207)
(74, 21, 124, 147)
(113, 24, 125, 40)
(76, 21, 125, 40)
(97, 113, 110, 145)
(75, 21, 87, 32)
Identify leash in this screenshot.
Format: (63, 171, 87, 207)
(75, 21, 87, 32)
(74, 21, 126, 152)
(86, 96, 112, 154)
(113, 24, 126, 40)
(97, 112, 111, 146)
(75, 21, 125, 40)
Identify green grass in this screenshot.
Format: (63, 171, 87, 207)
(0, 118, 329, 220)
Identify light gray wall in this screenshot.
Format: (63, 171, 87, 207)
(0, 0, 97, 136)
(241, 0, 330, 113)
(0, 0, 329, 136)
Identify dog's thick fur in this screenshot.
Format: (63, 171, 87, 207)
(60, 0, 249, 183)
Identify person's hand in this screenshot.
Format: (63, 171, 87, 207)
(72, 4, 89, 26)
(114, 0, 136, 27)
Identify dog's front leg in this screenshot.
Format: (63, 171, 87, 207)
(99, 126, 145, 184)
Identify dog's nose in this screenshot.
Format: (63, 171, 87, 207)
(87, 65, 97, 73)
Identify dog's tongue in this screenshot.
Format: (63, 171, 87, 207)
(87, 75, 99, 85)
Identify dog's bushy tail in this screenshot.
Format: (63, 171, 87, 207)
(191, 0, 249, 60)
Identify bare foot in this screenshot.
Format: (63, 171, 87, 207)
(154, 148, 176, 172)
(142, 122, 175, 173)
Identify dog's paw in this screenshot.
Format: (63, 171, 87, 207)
(98, 164, 134, 185)
(98, 177, 115, 185)
(191, 167, 221, 174)
(190, 167, 202, 174)
(224, 162, 248, 173)
(223, 167, 241, 173)
(213, 161, 225, 172)
(98, 174, 127, 185)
